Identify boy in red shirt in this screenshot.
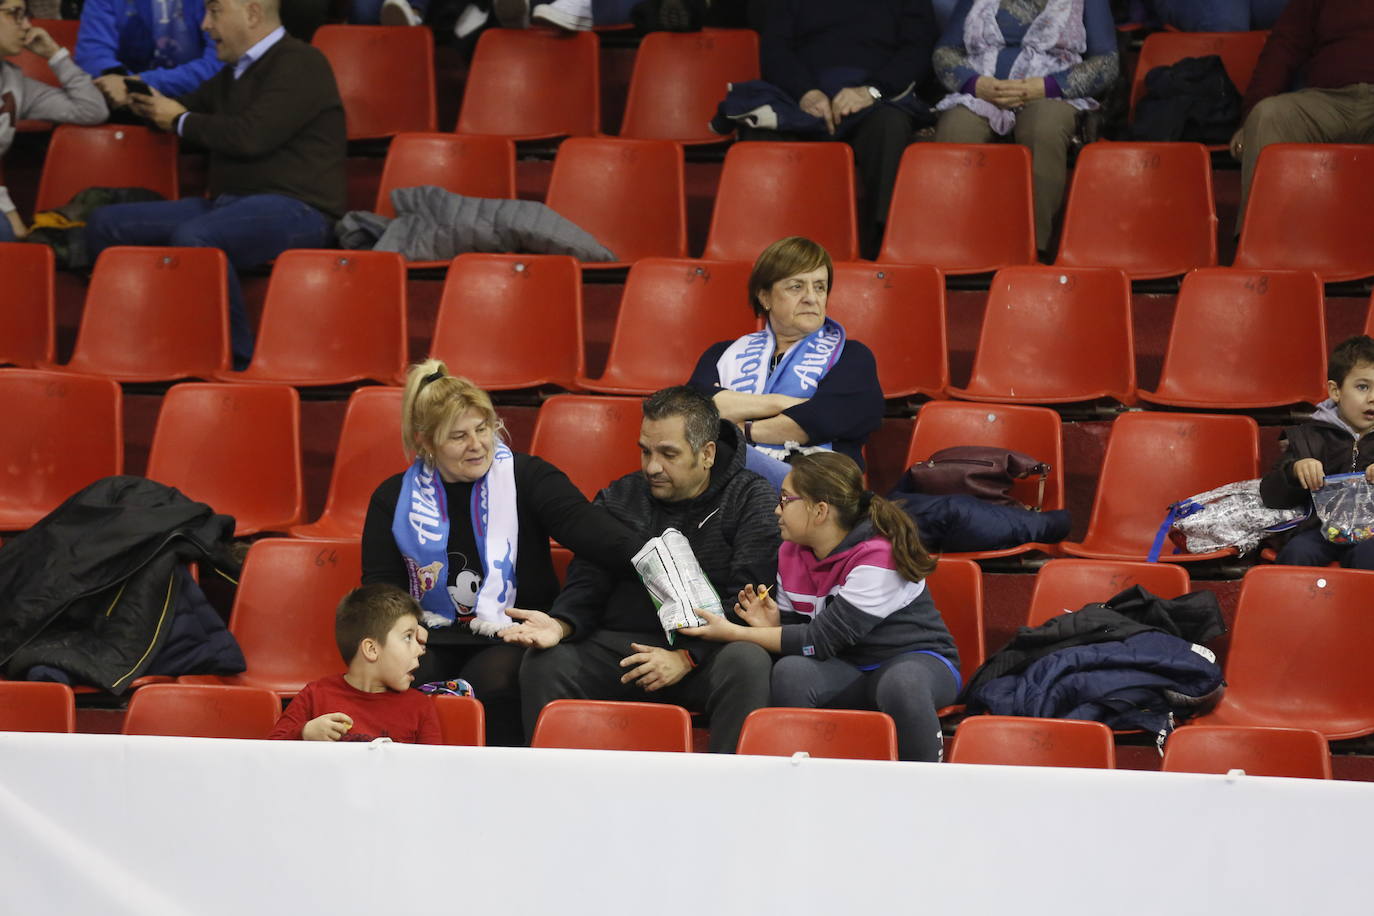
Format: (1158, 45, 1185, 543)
(270, 584, 441, 743)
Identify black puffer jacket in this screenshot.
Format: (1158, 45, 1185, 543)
(0, 476, 242, 694)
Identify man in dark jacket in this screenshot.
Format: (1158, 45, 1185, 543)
(503, 386, 780, 752)
(82, 0, 346, 368)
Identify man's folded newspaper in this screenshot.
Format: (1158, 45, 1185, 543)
(632, 528, 723, 642)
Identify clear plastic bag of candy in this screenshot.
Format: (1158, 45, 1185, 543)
(1312, 472, 1374, 544)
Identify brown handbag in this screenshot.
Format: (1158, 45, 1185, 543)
(901, 446, 1050, 510)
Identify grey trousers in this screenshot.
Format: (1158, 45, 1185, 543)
(934, 99, 1079, 252)
(1236, 84, 1374, 232)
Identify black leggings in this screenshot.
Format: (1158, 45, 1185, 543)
(415, 643, 526, 746)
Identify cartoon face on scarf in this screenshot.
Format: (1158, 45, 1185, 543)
(446, 551, 482, 621)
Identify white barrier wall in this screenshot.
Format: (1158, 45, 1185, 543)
(0, 732, 1369, 915)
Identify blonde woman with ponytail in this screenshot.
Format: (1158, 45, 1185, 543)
(683, 451, 961, 762)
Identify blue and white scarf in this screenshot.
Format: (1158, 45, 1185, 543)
(391, 443, 519, 635)
(715, 318, 846, 461)
(935, 0, 1098, 136)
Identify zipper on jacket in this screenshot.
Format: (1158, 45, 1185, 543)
(111, 572, 176, 690)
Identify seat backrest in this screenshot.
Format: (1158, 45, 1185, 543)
(879, 143, 1036, 273)
(66, 246, 230, 382)
(529, 395, 645, 499)
(0, 369, 123, 531)
(544, 137, 687, 264)
(1234, 144, 1374, 282)
(905, 401, 1064, 511)
(1146, 268, 1327, 408)
(296, 387, 408, 540)
(620, 28, 760, 142)
(456, 29, 599, 139)
(312, 25, 435, 139)
(736, 708, 898, 760)
(434, 695, 486, 746)
(948, 715, 1116, 767)
(704, 142, 858, 262)
(0, 681, 75, 733)
(122, 684, 282, 739)
(827, 261, 947, 399)
(1162, 725, 1331, 779)
(584, 259, 756, 395)
(146, 383, 303, 535)
(239, 250, 408, 385)
(1026, 559, 1191, 628)
(1218, 566, 1374, 740)
(373, 133, 515, 218)
(1074, 412, 1259, 558)
(531, 699, 693, 751)
(228, 539, 362, 695)
(1056, 142, 1217, 280)
(0, 242, 54, 366)
(1129, 30, 1270, 120)
(428, 254, 584, 390)
(923, 557, 985, 684)
(36, 124, 179, 211)
(957, 265, 1135, 404)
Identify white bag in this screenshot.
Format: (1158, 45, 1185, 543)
(632, 528, 723, 641)
(1150, 479, 1308, 560)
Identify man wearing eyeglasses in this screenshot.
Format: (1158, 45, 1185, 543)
(0, 2, 107, 240)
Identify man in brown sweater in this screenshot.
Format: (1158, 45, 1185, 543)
(84, 0, 345, 368)
(1230, 0, 1374, 229)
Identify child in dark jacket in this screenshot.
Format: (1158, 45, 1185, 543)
(1260, 335, 1374, 568)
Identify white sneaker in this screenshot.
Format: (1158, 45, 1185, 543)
(380, 0, 422, 25)
(493, 0, 530, 27)
(531, 0, 592, 31)
(453, 2, 489, 38)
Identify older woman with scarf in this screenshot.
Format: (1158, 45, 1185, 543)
(688, 236, 884, 491)
(360, 361, 643, 745)
(932, 0, 1119, 254)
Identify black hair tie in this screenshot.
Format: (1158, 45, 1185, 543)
(859, 489, 875, 512)
(418, 369, 445, 391)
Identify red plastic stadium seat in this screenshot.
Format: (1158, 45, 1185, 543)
(1189, 567, 1374, 740)
(35, 124, 179, 211)
(1129, 31, 1269, 141)
(145, 383, 303, 536)
(122, 684, 282, 739)
(222, 250, 408, 386)
(531, 699, 692, 751)
(879, 143, 1036, 274)
(1139, 268, 1327, 409)
(544, 137, 687, 268)
(924, 557, 985, 691)
(620, 28, 760, 143)
(529, 394, 644, 499)
(1055, 142, 1217, 280)
(737, 708, 898, 760)
(948, 715, 1116, 768)
(456, 29, 599, 139)
(58, 246, 230, 382)
(421, 253, 584, 390)
(13, 19, 82, 131)
(578, 259, 756, 395)
(1233, 144, 1374, 283)
(1061, 412, 1259, 562)
(0, 242, 54, 366)
(290, 387, 408, 540)
(0, 681, 76, 733)
(0, 369, 122, 530)
(827, 261, 948, 400)
(903, 401, 1064, 559)
(373, 132, 516, 218)
(1025, 559, 1191, 628)
(179, 539, 360, 698)
(312, 25, 436, 139)
(948, 266, 1135, 405)
(704, 142, 858, 262)
(1163, 725, 1330, 779)
(435, 695, 486, 746)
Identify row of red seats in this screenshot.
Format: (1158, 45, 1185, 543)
(18, 124, 1374, 280)
(4, 240, 1366, 406)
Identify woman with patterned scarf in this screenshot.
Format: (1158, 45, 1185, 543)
(932, 0, 1119, 254)
(360, 362, 643, 745)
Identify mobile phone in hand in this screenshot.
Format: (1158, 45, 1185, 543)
(124, 78, 152, 96)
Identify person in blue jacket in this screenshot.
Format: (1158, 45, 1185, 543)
(75, 0, 221, 110)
